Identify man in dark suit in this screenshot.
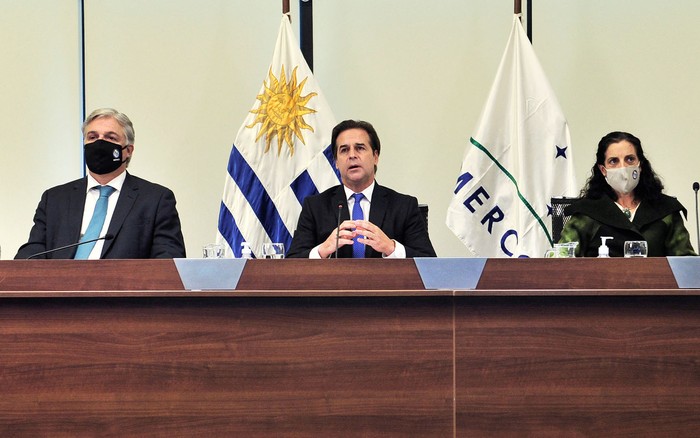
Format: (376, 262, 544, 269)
(15, 108, 185, 259)
(287, 120, 435, 258)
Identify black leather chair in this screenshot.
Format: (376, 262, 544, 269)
(551, 197, 578, 243)
(418, 204, 429, 228)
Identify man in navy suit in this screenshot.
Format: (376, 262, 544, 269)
(287, 120, 436, 258)
(15, 108, 185, 259)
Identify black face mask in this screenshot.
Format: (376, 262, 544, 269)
(84, 139, 127, 175)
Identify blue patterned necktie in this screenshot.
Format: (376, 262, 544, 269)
(74, 185, 116, 259)
(352, 193, 365, 258)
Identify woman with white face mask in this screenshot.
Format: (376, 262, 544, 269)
(558, 131, 696, 257)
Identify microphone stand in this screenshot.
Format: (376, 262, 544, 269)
(335, 203, 343, 258)
(26, 234, 114, 259)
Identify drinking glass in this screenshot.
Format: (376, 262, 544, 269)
(262, 243, 285, 259)
(624, 240, 648, 258)
(202, 243, 224, 258)
(544, 242, 577, 258)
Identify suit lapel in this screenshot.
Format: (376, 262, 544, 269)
(366, 184, 388, 258)
(332, 186, 350, 221)
(331, 186, 353, 258)
(368, 184, 388, 230)
(68, 178, 89, 243)
(103, 173, 138, 256)
(579, 198, 635, 231)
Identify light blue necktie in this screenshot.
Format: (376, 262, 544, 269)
(74, 185, 115, 259)
(352, 193, 365, 258)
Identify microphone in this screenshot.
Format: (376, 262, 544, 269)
(694, 182, 700, 253)
(26, 234, 114, 259)
(335, 203, 343, 258)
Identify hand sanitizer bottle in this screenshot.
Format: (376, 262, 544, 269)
(241, 242, 253, 259)
(598, 236, 613, 258)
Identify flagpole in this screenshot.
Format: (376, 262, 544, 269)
(514, 0, 532, 42)
(79, 0, 86, 176)
(300, 0, 314, 71)
(283, 0, 289, 14)
(527, 0, 533, 42)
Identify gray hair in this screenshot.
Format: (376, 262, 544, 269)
(82, 108, 135, 145)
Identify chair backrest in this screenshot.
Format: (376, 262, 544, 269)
(418, 204, 429, 228)
(551, 197, 578, 243)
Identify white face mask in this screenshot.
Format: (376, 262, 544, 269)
(604, 165, 640, 194)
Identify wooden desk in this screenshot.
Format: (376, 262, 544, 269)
(1, 259, 698, 437)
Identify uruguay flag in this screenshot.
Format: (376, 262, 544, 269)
(446, 15, 578, 258)
(217, 15, 340, 258)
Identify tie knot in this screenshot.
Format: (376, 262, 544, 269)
(352, 193, 364, 203)
(97, 185, 116, 198)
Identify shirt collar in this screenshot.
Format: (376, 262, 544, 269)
(344, 181, 375, 202)
(86, 171, 127, 194)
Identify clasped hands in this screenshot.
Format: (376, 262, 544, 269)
(319, 219, 395, 258)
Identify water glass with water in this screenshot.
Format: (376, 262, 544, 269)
(624, 240, 648, 258)
(202, 243, 224, 258)
(262, 243, 285, 259)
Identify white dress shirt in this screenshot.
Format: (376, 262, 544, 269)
(310, 182, 405, 258)
(79, 172, 126, 259)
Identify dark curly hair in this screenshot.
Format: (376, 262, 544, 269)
(580, 131, 664, 203)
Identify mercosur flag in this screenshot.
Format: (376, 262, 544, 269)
(446, 15, 577, 258)
(217, 15, 340, 258)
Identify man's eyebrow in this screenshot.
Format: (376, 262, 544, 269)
(338, 142, 366, 148)
(86, 130, 121, 137)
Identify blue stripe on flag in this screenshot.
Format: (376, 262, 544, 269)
(226, 144, 293, 247)
(290, 171, 318, 205)
(290, 144, 340, 204)
(323, 144, 341, 180)
(218, 201, 246, 257)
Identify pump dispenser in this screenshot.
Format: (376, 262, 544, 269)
(598, 236, 613, 258)
(241, 242, 253, 259)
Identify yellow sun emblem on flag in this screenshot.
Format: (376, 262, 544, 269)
(247, 65, 317, 156)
